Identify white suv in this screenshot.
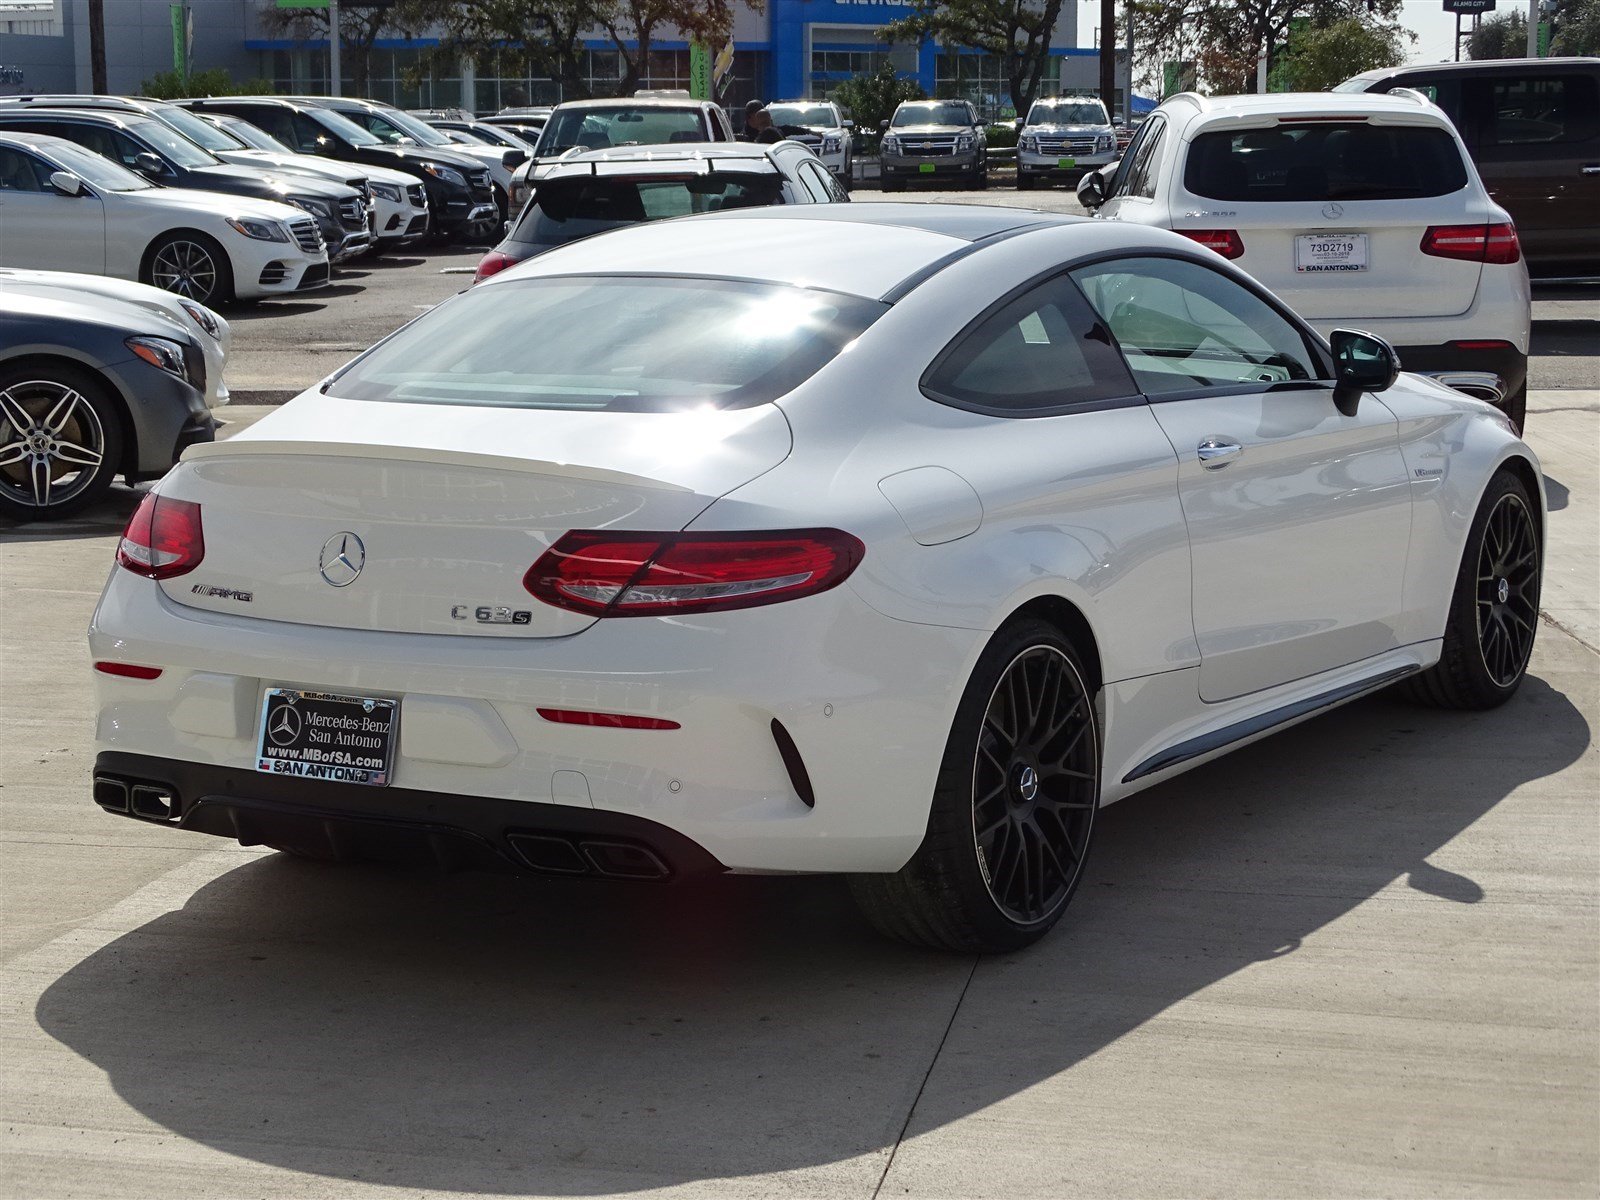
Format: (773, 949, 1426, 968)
(1077, 90, 1532, 430)
(1016, 95, 1116, 189)
(766, 101, 854, 188)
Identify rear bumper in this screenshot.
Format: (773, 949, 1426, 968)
(1394, 340, 1528, 414)
(93, 750, 726, 882)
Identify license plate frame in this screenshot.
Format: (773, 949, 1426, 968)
(255, 687, 398, 787)
(1295, 232, 1369, 274)
(1057, 156, 1077, 169)
(918, 162, 936, 174)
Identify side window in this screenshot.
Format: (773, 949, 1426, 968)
(1072, 256, 1323, 395)
(290, 114, 330, 153)
(1485, 74, 1600, 145)
(798, 160, 834, 202)
(923, 274, 1140, 415)
(1111, 115, 1164, 198)
(0, 147, 51, 191)
(1129, 120, 1167, 198)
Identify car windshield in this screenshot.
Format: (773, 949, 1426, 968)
(327, 276, 886, 413)
(128, 117, 218, 167)
(509, 173, 784, 250)
(1029, 101, 1107, 125)
(892, 104, 971, 128)
(43, 139, 154, 191)
(215, 117, 290, 153)
(307, 108, 382, 146)
(1184, 122, 1468, 201)
(154, 104, 244, 152)
(768, 105, 837, 127)
(535, 106, 706, 156)
(472, 125, 532, 149)
(344, 106, 452, 147)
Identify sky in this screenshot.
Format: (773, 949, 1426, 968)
(1074, 0, 1533, 76)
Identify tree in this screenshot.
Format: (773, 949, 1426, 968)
(141, 67, 277, 100)
(831, 60, 926, 140)
(884, 0, 1067, 118)
(1552, 0, 1600, 54)
(396, 0, 595, 99)
(1467, 9, 1529, 59)
(1133, 0, 1404, 95)
(597, 0, 751, 97)
(262, 0, 417, 97)
(1268, 16, 1409, 92)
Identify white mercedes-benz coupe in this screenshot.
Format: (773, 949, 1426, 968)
(88, 206, 1545, 952)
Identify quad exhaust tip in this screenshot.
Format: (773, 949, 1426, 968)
(93, 776, 130, 814)
(95, 774, 179, 822)
(130, 785, 177, 821)
(507, 833, 671, 880)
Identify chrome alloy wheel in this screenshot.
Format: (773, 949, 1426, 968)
(1475, 491, 1540, 688)
(0, 381, 106, 510)
(972, 645, 1098, 925)
(150, 239, 220, 302)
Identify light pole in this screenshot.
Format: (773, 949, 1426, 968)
(329, 0, 342, 97)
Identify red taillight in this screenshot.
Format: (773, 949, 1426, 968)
(537, 708, 680, 730)
(1451, 339, 1514, 352)
(93, 661, 163, 680)
(116, 492, 204, 580)
(474, 251, 516, 283)
(1421, 222, 1520, 265)
(525, 529, 865, 617)
(1179, 228, 1244, 259)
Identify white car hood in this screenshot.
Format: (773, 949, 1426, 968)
(132, 186, 306, 226)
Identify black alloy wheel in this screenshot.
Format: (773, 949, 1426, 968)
(1475, 489, 1540, 688)
(850, 619, 1101, 952)
(1405, 470, 1541, 710)
(0, 367, 123, 521)
(971, 644, 1098, 925)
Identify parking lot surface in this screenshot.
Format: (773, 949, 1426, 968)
(1, 189, 1596, 1198)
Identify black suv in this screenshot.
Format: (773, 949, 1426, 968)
(1338, 57, 1600, 278)
(0, 101, 369, 259)
(180, 96, 498, 241)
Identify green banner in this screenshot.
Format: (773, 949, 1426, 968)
(276, 0, 329, 8)
(170, 4, 184, 77)
(688, 42, 711, 100)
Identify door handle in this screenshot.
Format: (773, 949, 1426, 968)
(1197, 439, 1243, 468)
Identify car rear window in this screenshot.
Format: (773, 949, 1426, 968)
(536, 107, 705, 155)
(1184, 122, 1468, 201)
(508, 173, 783, 250)
(326, 276, 886, 413)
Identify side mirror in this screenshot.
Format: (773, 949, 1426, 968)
(48, 171, 84, 197)
(842, 118, 854, 129)
(133, 151, 165, 177)
(878, 119, 890, 132)
(1330, 329, 1400, 406)
(1076, 168, 1107, 210)
(502, 149, 527, 169)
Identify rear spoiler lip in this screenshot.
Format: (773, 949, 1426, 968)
(179, 438, 695, 494)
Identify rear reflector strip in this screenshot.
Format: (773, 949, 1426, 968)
(94, 662, 163, 680)
(537, 708, 680, 730)
(1451, 340, 1514, 352)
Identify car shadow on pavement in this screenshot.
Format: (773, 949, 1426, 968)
(0, 485, 144, 543)
(32, 675, 1590, 1194)
(1530, 319, 1600, 357)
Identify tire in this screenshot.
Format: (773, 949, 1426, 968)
(1403, 470, 1541, 710)
(972, 170, 989, 191)
(881, 177, 905, 193)
(0, 361, 125, 521)
(1502, 383, 1527, 436)
(142, 231, 234, 306)
(849, 619, 1101, 953)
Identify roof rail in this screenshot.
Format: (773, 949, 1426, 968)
(1389, 86, 1434, 107)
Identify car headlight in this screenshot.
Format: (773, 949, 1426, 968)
(1097, 135, 1112, 151)
(370, 181, 402, 202)
(955, 134, 973, 151)
(126, 335, 190, 382)
(881, 135, 899, 154)
(177, 301, 220, 341)
(422, 163, 467, 188)
(287, 195, 334, 219)
(821, 135, 842, 153)
(1020, 134, 1038, 151)
(224, 216, 289, 242)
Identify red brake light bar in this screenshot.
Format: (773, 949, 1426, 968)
(116, 492, 204, 580)
(525, 529, 865, 617)
(537, 708, 680, 730)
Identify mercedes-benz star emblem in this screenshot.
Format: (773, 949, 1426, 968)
(319, 531, 366, 587)
(267, 704, 302, 747)
(1322, 202, 1345, 220)
(1017, 766, 1039, 802)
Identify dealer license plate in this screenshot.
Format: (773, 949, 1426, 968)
(1058, 156, 1076, 169)
(255, 688, 397, 786)
(919, 162, 936, 174)
(1295, 233, 1369, 273)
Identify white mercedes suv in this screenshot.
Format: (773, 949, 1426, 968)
(1077, 90, 1532, 430)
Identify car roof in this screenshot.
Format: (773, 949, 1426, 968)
(556, 142, 783, 164)
(0, 129, 84, 154)
(1165, 90, 1439, 116)
(492, 204, 1083, 300)
(547, 96, 714, 111)
(1359, 55, 1600, 78)
(0, 106, 146, 128)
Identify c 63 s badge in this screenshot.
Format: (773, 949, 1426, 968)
(452, 605, 533, 625)
(191, 584, 253, 603)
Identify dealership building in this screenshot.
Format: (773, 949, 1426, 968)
(2, 0, 1129, 120)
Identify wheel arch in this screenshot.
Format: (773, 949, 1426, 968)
(0, 350, 138, 476)
(998, 593, 1105, 699)
(1496, 452, 1545, 548)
